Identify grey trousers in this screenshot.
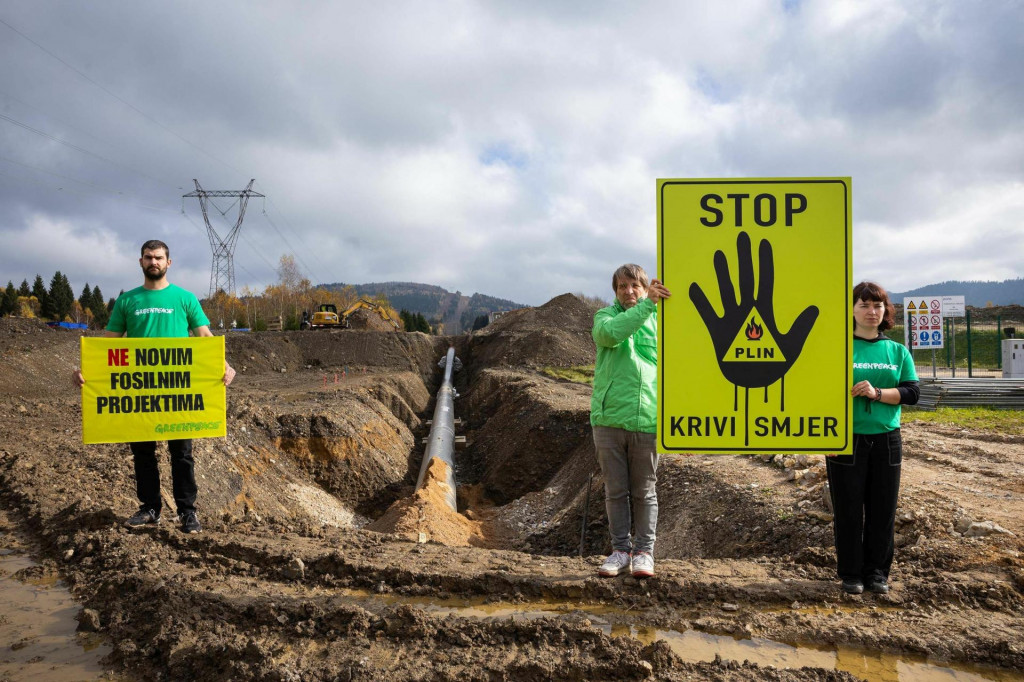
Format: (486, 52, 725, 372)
(593, 425, 659, 554)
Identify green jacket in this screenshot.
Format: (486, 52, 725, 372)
(590, 297, 658, 433)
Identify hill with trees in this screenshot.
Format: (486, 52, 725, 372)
(324, 281, 525, 334)
(890, 278, 1024, 307)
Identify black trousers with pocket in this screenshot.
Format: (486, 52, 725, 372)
(826, 429, 902, 582)
(129, 439, 197, 516)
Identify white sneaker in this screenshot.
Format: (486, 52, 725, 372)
(631, 551, 654, 578)
(598, 550, 632, 577)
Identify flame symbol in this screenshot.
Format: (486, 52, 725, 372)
(745, 317, 763, 341)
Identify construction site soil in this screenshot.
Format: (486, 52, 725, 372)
(0, 295, 1022, 681)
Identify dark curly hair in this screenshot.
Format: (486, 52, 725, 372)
(852, 281, 895, 332)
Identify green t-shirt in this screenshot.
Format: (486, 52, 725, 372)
(853, 335, 918, 434)
(106, 284, 209, 338)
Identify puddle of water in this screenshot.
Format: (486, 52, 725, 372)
(340, 588, 1022, 682)
(0, 549, 115, 682)
(614, 625, 1022, 682)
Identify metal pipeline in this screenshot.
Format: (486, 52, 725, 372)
(414, 346, 460, 510)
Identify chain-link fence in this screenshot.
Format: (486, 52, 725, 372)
(889, 309, 1024, 378)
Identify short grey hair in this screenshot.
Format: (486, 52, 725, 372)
(612, 264, 649, 292)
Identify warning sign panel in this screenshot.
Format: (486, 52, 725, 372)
(80, 336, 226, 444)
(658, 178, 852, 454)
(904, 296, 945, 349)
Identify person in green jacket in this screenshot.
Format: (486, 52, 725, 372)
(592, 264, 671, 578)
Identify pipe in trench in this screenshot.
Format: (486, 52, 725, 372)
(414, 346, 460, 511)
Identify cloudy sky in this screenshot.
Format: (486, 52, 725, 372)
(1, 0, 1021, 306)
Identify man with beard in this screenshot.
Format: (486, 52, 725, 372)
(74, 239, 235, 533)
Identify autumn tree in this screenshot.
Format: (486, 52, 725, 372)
(203, 290, 247, 330)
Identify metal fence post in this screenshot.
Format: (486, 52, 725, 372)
(945, 317, 951, 369)
(966, 309, 973, 378)
(997, 315, 1002, 369)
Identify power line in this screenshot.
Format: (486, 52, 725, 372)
(1, 17, 327, 289)
(260, 208, 321, 283)
(0, 165, 176, 213)
(0, 153, 178, 211)
(0, 112, 172, 186)
(0, 17, 246, 179)
(254, 184, 333, 281)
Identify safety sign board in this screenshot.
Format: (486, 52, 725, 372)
(941, 295, 965, 317)
(658, 178, 852, 454)
(80, 336, 226, 444)
(904, 297, 944, 349)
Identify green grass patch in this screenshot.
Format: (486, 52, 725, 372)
(541, 365, 595, 385)
(904, 406, 1024, 435)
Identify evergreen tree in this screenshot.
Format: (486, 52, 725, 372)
(79, 283, 92, 312)
(18, 279, 30, 297)
(31, 275, 49, 318)
(1, 281, 16, 316)
(48, 271, 74, 320)
(472, 314, 489, 331)
(90, 285, 110, 329)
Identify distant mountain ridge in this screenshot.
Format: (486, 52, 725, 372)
(889, 278, 1024, 307)
(323, 281, 525, 333)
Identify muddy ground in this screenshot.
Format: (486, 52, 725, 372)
(0, 295, 1022, 681)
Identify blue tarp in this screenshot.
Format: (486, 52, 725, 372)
(46, 322, 89, 330)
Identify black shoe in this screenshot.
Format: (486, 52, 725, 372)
(178, 511, 201, 534)
(865, 578, 889, 594)
(841, 579, 864, 594)
(125, 508, 160, 527)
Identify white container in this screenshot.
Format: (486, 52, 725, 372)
(1003, 339, 1024, 378)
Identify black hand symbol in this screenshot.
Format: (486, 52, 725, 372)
(689, 231, 818, 390)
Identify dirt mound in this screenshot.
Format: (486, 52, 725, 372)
(227, 329, 447, 381)
(346, 307, 397, 331)
(367, 457, 487, 546)
(482, 293, 598, 336)
(468, 293, 598, 370)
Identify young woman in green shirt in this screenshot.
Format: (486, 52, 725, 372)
(827, 281, 919, 595)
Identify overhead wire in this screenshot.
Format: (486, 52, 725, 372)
(1, 17, 324, 290)
(0, 164, 176, 214)
(0, 111, 173, 187)
(259, 208, 321, 283)
(0, 17, 247, 179)
(254, 184, 333, 281)
(0, 153, 179, 212)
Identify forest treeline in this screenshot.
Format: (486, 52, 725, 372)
(0, 272, 115, 328)
(1, 255, 435, 333)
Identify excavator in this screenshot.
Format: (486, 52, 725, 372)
(339, 299, 401, 330)
(300, 303, 342, 329)
(301, 299, 401, 330)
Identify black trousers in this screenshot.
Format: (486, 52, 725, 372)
(826, 430, 902, 582)
(129, 439, 197, 516)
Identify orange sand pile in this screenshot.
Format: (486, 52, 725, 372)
(367, 457, 485, 546)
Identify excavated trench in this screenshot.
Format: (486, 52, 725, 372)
(2, 312, 1024, 680)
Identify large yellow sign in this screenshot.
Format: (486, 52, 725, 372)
(658, 178, 852, 454)
(80, 337, 226, 444)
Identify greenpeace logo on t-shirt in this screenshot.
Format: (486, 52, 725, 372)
(134, 307, 174, 316)
(853, 362, 898, 371)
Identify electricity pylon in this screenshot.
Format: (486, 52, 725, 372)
(183, 179, 264, 298)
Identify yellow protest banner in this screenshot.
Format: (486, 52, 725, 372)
(658, 178, 852, 454)
(80, 337, 226, 444)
